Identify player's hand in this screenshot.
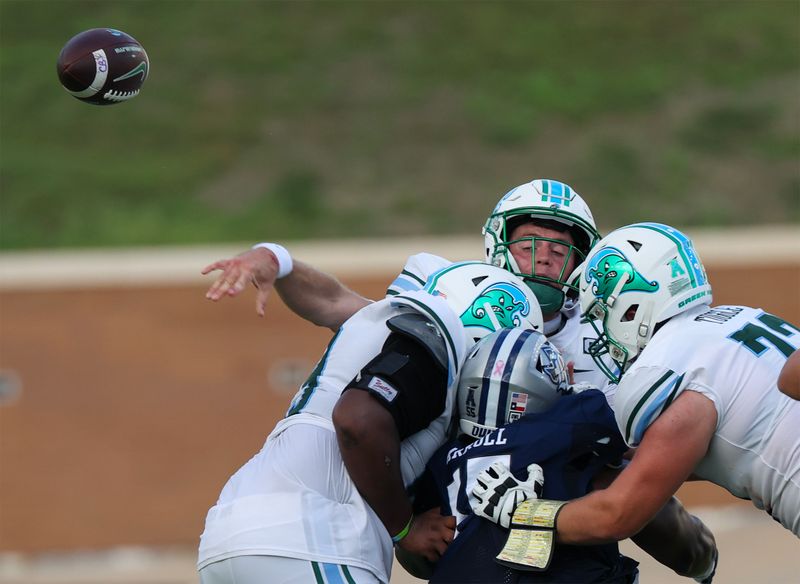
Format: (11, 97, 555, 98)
(565, 362, 600, 394)
(396, 508, 455, 563)
(201, 247, 279, 316)
(569, 382, 599, 394)
(471, 462, 544, 528)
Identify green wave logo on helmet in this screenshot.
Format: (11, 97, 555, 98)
(586, 247, 659, 301)
(460, 283, 531, 331)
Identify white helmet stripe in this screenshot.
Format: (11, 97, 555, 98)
(477, 327, 512, 427)
(491, 328, 537, 428)
(458, 327, 568, 438)
(478, 328, 537, 428)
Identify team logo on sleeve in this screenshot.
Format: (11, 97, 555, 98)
(459, 283, 531, 332)
(585, 247, 659, 301)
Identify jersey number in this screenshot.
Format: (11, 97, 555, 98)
(447, 454, 511, 530)
(729, 313, 798, 357)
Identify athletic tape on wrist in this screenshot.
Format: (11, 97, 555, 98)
(495, 499, 566, 571)
(252, 243, 293, 278)
(391, 515, 414, 544)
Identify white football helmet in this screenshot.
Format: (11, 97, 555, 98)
(579, 223, 712, 382)
(423, 262, 543, 347)
(457, 327, 570, 438)
(483, 179, 600, 314)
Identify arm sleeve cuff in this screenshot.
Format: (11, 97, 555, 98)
(252, 242, 293, 278)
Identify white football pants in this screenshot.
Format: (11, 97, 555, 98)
(199, 555, 382, 584)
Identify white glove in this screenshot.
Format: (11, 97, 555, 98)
(470, 461, 544, 528)
(568, 382, 598, 394)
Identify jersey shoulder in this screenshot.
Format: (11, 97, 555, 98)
(525, 390, 614, 426)
(618, 305, 799, 446)
(386, 253, 452, 296)
(614, 358, 696, 447)
(509, 391, 625, 462)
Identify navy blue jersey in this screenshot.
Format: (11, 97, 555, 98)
(413, 389, 638, 583)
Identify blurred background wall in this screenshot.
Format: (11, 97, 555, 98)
(0, 0, 798, 581)
(1, 233, 798, 555)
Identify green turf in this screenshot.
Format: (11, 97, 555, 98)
(1, 0, 798, 249)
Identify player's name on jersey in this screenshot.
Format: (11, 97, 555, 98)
(446, 428, 508, 463)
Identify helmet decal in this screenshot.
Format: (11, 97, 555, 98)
(458, 282, 530, 332)
(508, 392, 528, 422)
(669, 258, 686, 277)
(539, 342, 570, 393)
(464, 386, 477, 418)
(585, 247, 659, 302)
(422, 262, 543, 348)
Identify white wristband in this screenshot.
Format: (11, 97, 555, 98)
(252, 243, 294, 279)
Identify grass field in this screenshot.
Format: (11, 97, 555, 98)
(1, 0, 798, 250)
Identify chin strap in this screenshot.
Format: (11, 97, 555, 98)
(526, 280, 565, 314)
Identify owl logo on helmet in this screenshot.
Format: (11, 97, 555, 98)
(458, 282, 531, 332)
(585, 247, 660, 302)
(424, 262, 543, 346)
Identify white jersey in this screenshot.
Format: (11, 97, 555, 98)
(198, 290, 469, 582)
(386, 253, 616, 403)
(385, 252, 451, 296)
(614, 305, 800, 534)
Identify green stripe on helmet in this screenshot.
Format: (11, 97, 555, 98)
(633, 223, 700, 287)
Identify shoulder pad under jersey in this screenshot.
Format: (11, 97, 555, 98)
(387, 312, 448, 371)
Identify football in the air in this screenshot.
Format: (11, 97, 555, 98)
(56, 28, 149, 105)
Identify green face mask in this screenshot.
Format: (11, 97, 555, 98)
(525, 280, 564, 315)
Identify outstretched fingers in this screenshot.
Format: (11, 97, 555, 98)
(201, 248, 280, 313)
(203, 260, 243, 301)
